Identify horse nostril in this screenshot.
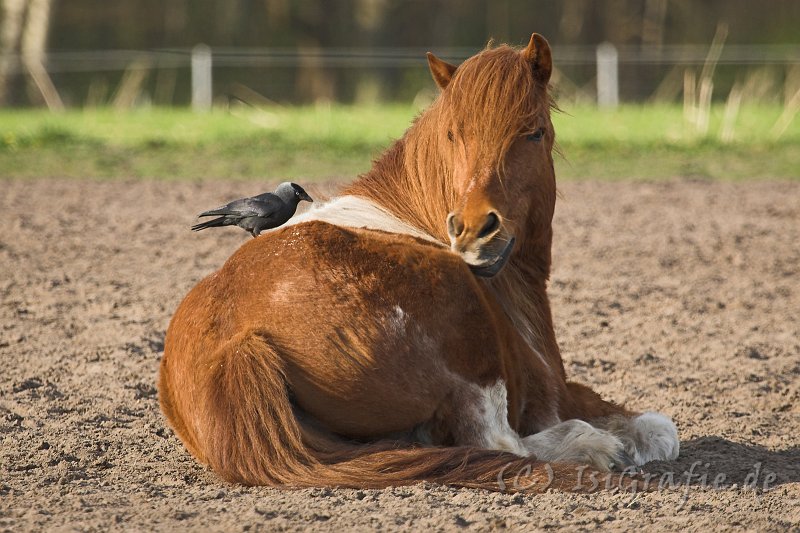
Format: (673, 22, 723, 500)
(447, 213, 465, 238)
(477, 212, 500, 239)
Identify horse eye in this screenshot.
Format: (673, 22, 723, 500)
(526, 128, 545, 142)
(447, 130, 454, 142)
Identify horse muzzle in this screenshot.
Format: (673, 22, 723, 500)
(447, 210, 516, 278)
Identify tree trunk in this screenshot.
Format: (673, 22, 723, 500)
(21, 0, 63, 109)
(0, 0, 25, 105)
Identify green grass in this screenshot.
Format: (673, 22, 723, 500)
(0, 104, 797, 180)
(553, 105, 800, 180)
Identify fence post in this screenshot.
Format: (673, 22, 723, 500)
(191, 44, 212, 112)
(596, 42, 619, 108)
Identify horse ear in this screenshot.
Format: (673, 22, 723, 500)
(522, 33, 552, 84)
(426, 52, 457, 90)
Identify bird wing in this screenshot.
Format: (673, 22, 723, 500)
(251, 192, 285, 215)
(198, 195, 281, 218)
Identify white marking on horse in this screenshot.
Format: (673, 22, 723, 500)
(471, 380, 529, 456)
(456, 246, 483, 266)
(381, 305, 408, 336)
(391, 305, 406, 329)
(627, 412, 680, 464)
(285, 195, 440, 244)
(522, 419, 625, 471)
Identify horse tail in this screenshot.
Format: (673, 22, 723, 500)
(195, 330, 621, 493)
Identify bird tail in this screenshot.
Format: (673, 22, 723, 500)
(198, 207, 233, 217)
(191, 216, 232, 232)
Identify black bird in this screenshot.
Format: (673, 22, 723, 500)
(191, 182, 313, 238)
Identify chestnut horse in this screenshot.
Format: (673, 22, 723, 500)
(159, 34, 679, 492)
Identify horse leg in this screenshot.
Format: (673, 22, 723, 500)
(559, 382, 680, 466)
(519, 419, 633, 471)
(426, 375, 638, 471)
(427, 378, 529, 456)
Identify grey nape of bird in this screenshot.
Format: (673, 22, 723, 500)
(191, 182, 313, 238)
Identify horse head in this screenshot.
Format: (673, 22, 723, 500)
(428, 34, 557, 277)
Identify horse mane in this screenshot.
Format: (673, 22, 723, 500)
(345, 43, 554, 243)
(344, 42, 562, 378)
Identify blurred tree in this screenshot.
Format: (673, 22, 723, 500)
(642, 0, 668, 49)
(0, 0, 61, 108)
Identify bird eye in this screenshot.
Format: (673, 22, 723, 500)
(526, 128, 545, 142)
(447, 130, 454, 142)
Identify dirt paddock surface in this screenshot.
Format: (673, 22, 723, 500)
(1, 178, 799, 531)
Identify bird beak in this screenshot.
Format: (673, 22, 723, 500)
(302, 193, 313, 202)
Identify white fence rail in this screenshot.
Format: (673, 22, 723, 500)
(4, 44, 794, 70)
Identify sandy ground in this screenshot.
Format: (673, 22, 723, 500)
(1, 178, 799, 532)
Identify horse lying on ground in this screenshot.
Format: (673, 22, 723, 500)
(159, 33, 679, 492)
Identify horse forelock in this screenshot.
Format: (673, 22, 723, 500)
(443, 45, 552, 160)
